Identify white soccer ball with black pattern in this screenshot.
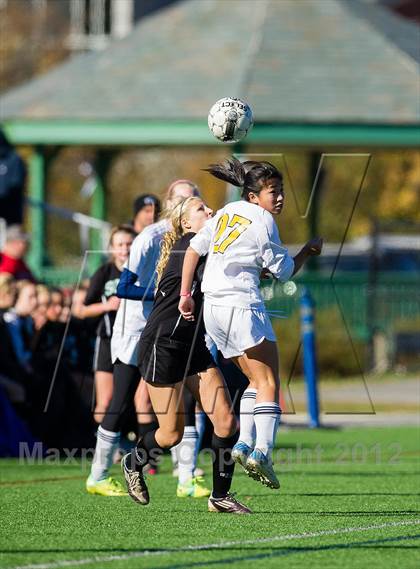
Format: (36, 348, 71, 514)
(208, 97, 253, 143)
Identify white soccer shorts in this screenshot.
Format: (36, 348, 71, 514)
(203, 302, 276, 359)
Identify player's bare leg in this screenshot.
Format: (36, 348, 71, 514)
(122, 382, 184, 505)
(93, 371, 113, 424)
(186, 367, 252, 514)
(134, 379, 159, 473)
(232, 340, 281, 489)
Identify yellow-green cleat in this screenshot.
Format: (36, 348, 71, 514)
(177, 476, 211, 498)
(86, 476, 128, 496)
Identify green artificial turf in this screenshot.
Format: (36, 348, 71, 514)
(0, 426, 419, 569)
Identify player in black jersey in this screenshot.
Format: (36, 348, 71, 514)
(122, 197, 251, 514)
(82, 225, 136, 424)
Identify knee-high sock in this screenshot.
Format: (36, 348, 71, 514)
(253, 402, 281, 459)
(170, 444, 179, 468)
(90, 426, 120, 482)
(211, 432, 238, 498)
(131, 429, 164, 471)
(138, 421, 159, 467)
(238, 388, 257, 448)
(177, 426, 198, 484)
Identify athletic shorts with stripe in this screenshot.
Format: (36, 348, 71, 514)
(93, 336, 113, 373)
(138, 336, 215, 386)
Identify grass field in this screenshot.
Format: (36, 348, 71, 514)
(1, 425, 419, 569)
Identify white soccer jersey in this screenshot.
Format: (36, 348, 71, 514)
(111, 219, 170, 364)
(190, 201, 294, 308)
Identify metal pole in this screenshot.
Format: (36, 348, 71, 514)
(27, 146, 45, 276)
(300, 287, 320, 428)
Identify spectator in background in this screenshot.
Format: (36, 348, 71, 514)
(0, 274, 21, 396)
(0, 129, 26, 226)
(45, 287, 64, 323)
(0, 225, 35, 282)
(69, 285, 97, 378)
(132, 194, 161, 234)
(0, 274, 16, 318)
(81, 225, 136, 424)
(1, 280, 37, 377)
(32, 285, 50, 331)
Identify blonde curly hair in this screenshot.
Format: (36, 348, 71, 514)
(155, 197, 202, 286)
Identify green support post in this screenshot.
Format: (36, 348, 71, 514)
(88, 151, 109, 273)
(307, 151, 324, 271)
(27, 146, 45, 277)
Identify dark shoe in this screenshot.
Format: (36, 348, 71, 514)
(121, 453, 149, 505)
(208, 492, 252, 514)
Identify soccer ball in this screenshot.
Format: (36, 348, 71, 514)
(208, 97, 253, 143)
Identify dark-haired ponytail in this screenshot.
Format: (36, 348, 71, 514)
(204, 158, 283, 201)
(203, 157, 246, 188)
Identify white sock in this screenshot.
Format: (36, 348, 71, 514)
(170, 445, 179, 468)
(89, 426, 120, 482)
(238, 388, 257, 448)
(177, 426, 198, 485)
(254, 402, 281, 459)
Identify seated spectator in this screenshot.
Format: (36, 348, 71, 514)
(1, 280, 37, 375)
(47, 288, 65, 321)
(33, 284, 50, 331)
(0, 274, 16, 318)
(0, 225, 35, 282)
(0, 274, 25, 404)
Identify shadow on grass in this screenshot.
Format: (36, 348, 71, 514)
(2, 531, 420, 557)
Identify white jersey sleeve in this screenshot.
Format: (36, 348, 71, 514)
(189, 215, 218, 256)
(112, 220, 168, 338)
(257, 211, 294, 282)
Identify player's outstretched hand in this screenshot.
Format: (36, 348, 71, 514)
(179, 296, 195, 322)
(306, 237, 323, 256)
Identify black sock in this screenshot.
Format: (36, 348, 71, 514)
(137, 421, 159, 439)
(131, 430, 163, 472)
(137, 421, 160, 467)
(211, 432, 238, 499)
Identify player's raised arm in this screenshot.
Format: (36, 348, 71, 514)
(178, 215, 217, 320)
(258, 212, 295, 282)
(292, 237, 323, 275)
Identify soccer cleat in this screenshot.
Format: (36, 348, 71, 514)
(246, 448, 280, 489)
(177, 476, 211, 498)
(121, 453, 149, 505)
(232, 441, 261, 482)
(231, 441, 253, 469)
(86, 476, 127, 496)
(208, 492, 252, 514)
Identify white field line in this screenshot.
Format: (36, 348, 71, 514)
(8, 519, 420, 569)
